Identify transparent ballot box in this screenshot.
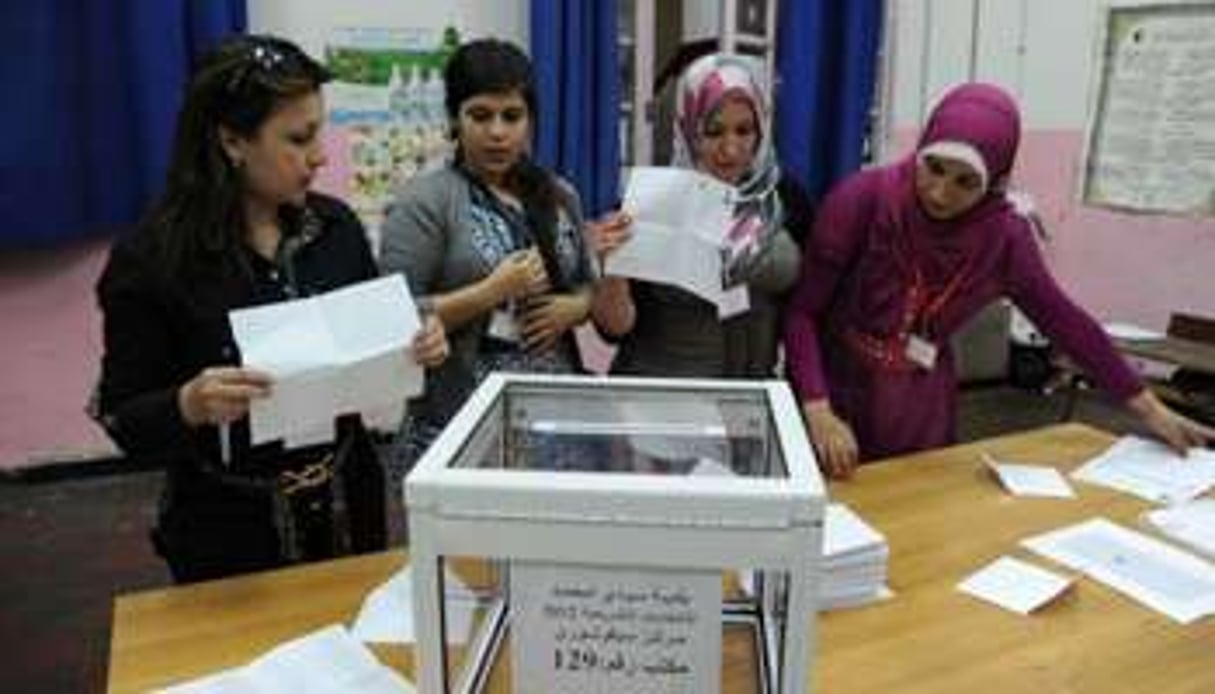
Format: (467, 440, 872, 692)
(405, 374, 824, 693)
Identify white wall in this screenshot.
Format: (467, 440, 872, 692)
(889, 0, 1101, 130)
(248, 0, 529, 58)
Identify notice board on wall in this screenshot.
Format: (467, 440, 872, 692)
(1081, 0, 1215, 216)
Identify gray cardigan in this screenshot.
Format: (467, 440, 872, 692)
(379, 166, 592, 425)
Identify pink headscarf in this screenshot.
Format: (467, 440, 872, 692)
(879, 82, 1024, 285)
(673, 53, 782, 284)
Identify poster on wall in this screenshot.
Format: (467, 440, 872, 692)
(1081, 1, 1215, 216)
(314, 26, 460, 246)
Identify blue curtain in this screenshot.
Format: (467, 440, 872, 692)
(530, 0, 620, 218)
(0, 1, 245, 248)
(776, 0, 884, 200)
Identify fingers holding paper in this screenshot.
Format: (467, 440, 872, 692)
(410, 313, 449, 368)
(586, 211, 633, 260)
(177, 366, 273, 427)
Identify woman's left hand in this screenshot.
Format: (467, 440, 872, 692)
(586, 211, 633, 260)
(1128, 389, 1215, 455)
(410, 313, 449, 367)
(520, 293, 590, 352)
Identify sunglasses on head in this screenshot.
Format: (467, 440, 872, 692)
(224, 39, 296, 96)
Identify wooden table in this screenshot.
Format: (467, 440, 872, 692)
(108, 424, 1215, 693)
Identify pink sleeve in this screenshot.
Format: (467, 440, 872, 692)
(1004, 222, 1143, 401)
(782, 174, 873, 402)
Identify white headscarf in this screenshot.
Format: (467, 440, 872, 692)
(673, 53, 783, 284)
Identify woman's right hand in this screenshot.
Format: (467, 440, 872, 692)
(488, 248, 549, 302)
(802, 400, 860, 480)
(586, 211, 633, 260)
(177, 367, 273, 427)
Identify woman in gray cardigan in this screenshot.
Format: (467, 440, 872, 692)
(379, 39, 595, 464)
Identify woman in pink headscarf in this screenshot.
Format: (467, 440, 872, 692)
(783, 83, 1212, 478)
(592, 53, 814, 378)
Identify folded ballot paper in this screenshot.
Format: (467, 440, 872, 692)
(160, 624, 414, 693)
(1143, 499, 1215, 560)
(820, 503, 892, 610)
(605, 167, 749, 318)
(350, 565, 477, 646)
(229, 275, 424, 448)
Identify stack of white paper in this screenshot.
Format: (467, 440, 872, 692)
(1143, 499, 1215, 560)
(820, 503, 891, 610)
(161, 624, 414, 693)
(1071, 435, 1215, 504)
(230, 275, 423, 448)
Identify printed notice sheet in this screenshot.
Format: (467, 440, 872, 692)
(957, 556, 1075, 615)
(606, 167, 748, 318)
(510, 562, 722, 694)
(229, 275, 423, 447)
(161, 624, 414, 693)
(1071, 435, 1215, 504)
(1022, 517, 1215, 624)
(1082, 4, 1215, 214)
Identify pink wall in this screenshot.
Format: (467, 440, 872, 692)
(891, 128, 1215, 331)
(0, 241, 116, 470)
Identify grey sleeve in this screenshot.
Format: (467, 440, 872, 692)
(379, 177, 450, 297)
(556, 178, 597, 285)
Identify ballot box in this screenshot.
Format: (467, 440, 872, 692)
(405, 374, 824, 693)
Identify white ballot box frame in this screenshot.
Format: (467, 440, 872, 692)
(405, 373, 825, 694)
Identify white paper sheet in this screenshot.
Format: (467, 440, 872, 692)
(350, 566, 475, 645)
(229, 275, 423, 446)
(1104, 322, 1165, 341)
(161, 624, 414, 693)
(1022, 517, 1215, 624)
(983, 453, 1076, 498)
(957, 556, 1074, 615)
(1143, 499, 1215, 560)
(605, 167, 749, 318)
(1071, 436, 1215, 504)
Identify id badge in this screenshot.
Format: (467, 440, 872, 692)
(487, 307, 521, 343)
(905, 334, 938, 370)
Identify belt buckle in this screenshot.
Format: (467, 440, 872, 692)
(279, 453, 335, 496)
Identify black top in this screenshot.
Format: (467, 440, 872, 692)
(97, 192, 377, 472)
(95, 192, 384, 581)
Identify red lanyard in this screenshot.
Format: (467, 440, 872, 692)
(905, 263, 970, 337)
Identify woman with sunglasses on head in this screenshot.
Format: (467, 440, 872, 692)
(95, 35, 448, 583)
(379, 39, 595, 463)
(590, 53, 814, 379)
(783, 82, 1212, 480)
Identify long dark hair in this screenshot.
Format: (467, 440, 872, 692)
(443, 39, 567, 290)
(146, 34, 330, 283)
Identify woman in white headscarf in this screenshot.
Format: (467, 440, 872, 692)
(591, 53, 814, 378)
